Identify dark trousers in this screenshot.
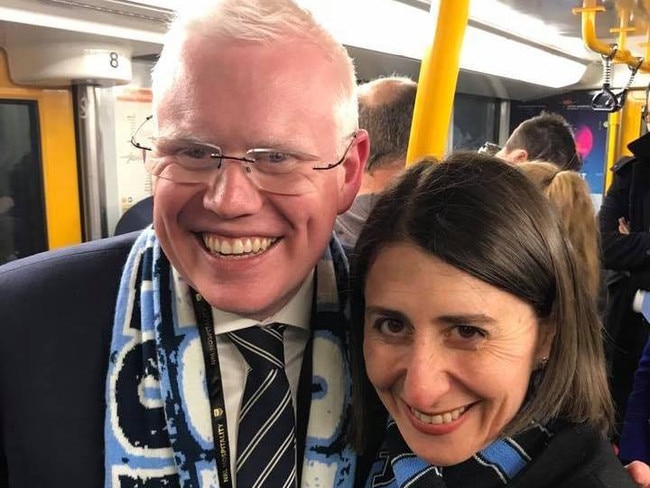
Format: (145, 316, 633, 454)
(604, 276, 650, 440)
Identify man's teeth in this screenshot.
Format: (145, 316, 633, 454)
(411, 406, 467, 425)
(203, 236, 278, 255)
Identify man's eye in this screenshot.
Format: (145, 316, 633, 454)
(179, 145, 216, 159)
(257, 151, 291, 164)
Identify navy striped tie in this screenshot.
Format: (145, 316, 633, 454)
(228, 324, 297, 488)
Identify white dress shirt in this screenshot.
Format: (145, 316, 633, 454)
(211, 271, 313, 486)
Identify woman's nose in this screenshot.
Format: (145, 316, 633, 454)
(401, 342, 452, 411)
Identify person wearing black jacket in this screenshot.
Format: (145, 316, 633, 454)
(599, 94, 650, 441)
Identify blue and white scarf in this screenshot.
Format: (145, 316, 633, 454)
(105, 228, 356, 487)
(366, 418, 553, 488)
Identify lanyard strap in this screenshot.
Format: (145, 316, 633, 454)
(191, 291, 234, 488)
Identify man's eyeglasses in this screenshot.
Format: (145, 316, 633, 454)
(477, 141, 502, 156)
(131, 115, 358, 196)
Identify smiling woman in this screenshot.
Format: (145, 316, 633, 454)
(349, 152, 633, 487)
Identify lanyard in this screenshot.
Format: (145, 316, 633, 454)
(191, 291, 234, 488)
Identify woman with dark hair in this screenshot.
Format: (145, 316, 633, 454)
(351, 153, 633, 487)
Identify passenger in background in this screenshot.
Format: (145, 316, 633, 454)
(602, 82, 650, 454)
(519, 161, 601, 301)
(600, 84, 650, 444)
(334, 76, 416, 249)
(350, 153, 633, 487)
(496, 111, 582, 171)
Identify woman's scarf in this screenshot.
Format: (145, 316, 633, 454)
(366, 418, 553, 488)
(104, 228, 357, 487)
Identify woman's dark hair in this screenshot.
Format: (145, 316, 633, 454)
(348, 152, 613, 453)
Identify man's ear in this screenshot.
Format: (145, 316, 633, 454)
(510, 149, 529, 164)
(337, 129, 370, 214)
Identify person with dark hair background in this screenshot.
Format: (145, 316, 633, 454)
(496, 111, 582, 171)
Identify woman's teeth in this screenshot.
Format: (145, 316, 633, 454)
(411, 405, 467, 425)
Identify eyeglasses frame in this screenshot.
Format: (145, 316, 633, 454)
(130, 115, 358, 174)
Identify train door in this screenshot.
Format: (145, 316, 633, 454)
(0, 49, 80, 266)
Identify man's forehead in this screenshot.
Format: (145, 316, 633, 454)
(176, 39, 337, 98)
(180, 34, 327, 63)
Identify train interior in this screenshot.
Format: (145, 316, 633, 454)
(0, 0, 648, 263)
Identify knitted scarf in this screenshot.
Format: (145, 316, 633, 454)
(366, 418, 553, 488)
(104, 228, 356, 487)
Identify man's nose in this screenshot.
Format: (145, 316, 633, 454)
(202, 161, 265, 218)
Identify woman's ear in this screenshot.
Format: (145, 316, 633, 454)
(535, 322, 555, 367)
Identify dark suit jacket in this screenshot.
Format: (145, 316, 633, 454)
(0, 232, 138, 488)
(0, 232, 372, 488)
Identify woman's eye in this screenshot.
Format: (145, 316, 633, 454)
(375, 317, 405, 335)
(453, 325, 487, 340)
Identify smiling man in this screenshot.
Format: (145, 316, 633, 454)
(0, 1, 369, 487)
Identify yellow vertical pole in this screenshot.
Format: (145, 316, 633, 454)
(605, 111, 620, 192)
(406, 0, 470, 165)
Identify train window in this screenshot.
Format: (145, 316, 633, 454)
(0, 100, 47, 264)
(452, 94, 499, 151)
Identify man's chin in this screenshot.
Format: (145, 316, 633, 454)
(200, 289, 288, 322)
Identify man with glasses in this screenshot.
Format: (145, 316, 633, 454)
(0, 0, 369, 486)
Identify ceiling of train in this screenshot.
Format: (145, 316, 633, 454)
(358, 0, 650, 100)
(408, 0, 635, 40)
(2, 0, 650, 100)
(490, 0, 632, 39)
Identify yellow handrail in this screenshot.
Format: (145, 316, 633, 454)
(611, 5, 633, 52)
(406, 0, 469, 165)
(574, 0, 650, 72)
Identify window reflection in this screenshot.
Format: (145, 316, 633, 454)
(453, 94, 499, 151)
(0, 101, 46, 264)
